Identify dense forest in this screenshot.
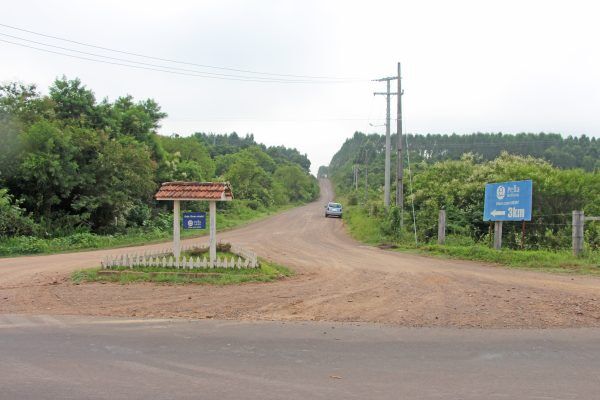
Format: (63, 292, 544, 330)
(328, 132, 598, 183)
(326, 131, 600, 250)
(0, 77, 319, 242)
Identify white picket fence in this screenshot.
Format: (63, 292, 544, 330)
(101, 244, 259, 270)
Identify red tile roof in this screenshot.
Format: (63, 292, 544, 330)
(155, 182, 233, 201)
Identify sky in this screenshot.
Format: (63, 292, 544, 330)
(1, 0, 599, 174)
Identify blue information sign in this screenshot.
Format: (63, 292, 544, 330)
(483, 180, 532, 221)
(182, 212, 206, 229)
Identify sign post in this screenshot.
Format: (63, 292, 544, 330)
(483, 180, 533, 250)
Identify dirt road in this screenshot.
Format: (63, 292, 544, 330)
(1, 180, 599, 327)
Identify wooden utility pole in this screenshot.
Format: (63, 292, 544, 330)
(438, 209, 446, 245)
(396, 62, 404, 227)
(374, 75, 398, 209)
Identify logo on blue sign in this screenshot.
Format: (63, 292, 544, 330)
(483, 180, 532, 222)
(182, 212, 206, 229)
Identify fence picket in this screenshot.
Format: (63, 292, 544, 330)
(102, 245, 260, 270)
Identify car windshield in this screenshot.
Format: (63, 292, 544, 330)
(329, 203, 342, 208)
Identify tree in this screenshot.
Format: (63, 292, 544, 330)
(71, 133, 157, 231)
(274, 164, 317, 202)
(49, 77, 97, 124)
(225, 155, 273, 206)
(16, 120, 80, 220)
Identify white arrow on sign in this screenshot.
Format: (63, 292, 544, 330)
(491, 210, 506, 217)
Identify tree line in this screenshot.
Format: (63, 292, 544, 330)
(326, 131, 599, 250)
(0, 77, 318, 238)
(328, 131, 599, 178)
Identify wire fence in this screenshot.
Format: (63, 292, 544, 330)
(440, 212, 598, 251)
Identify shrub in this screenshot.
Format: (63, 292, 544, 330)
(0, 189, 40, 237)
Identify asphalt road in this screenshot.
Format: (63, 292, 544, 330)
(1, 314, 599, 400)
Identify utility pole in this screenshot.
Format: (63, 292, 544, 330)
(374, 75, 398, 208)
(396, 62, 405, 227)
(353, 164, 359, 190)
(362, 146, 369, 203)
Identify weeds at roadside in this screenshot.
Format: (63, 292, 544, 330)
(339, 199, 600, 275)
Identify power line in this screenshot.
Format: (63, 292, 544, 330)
(0, 32, 321, 82)
(168, 117, 385, 122)
(411, 141, 572, 148)
(0, 38, 363, 84)
(0, 22, 367, 82)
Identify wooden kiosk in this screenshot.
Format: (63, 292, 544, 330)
(155, 182, 233, 263)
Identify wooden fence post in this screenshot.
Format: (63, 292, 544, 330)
(493, 221, 503, 250)
(438, 210, 446, 245)
(572, 210, 584, 257)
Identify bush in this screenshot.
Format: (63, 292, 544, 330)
(0, 189, 40, 237)
(186, 242, 231, 257)
(0, 236, 49, 255)
(380, 206, 402, 241)
(245, 199, 262, 211)
(347, 192, 358, 206)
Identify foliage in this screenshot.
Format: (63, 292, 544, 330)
(0, 77, 318, 246)
(329, 130, 599, 251)
(0, 189, 39, 236)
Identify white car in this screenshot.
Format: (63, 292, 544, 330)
(324, 202, 343, 218)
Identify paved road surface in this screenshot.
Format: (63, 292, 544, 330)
(1, 315, 598, 400)
(1, 179, 599, 327)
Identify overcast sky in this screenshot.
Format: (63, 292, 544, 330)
(1, 0, 599, 174)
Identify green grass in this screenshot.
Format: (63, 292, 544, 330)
(71, 259, 293, 285)
(340, 201, 600, 275)
(342, 204, 385, 244)
(0, 203, 298, 257)
(408, 244, 600, 275)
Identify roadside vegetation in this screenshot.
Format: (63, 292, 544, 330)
(0, 78, 319, 256)
(71, 258, 293, 285)
(327, 131, 600, 274)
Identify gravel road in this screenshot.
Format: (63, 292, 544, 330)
(1, 179, 599, 328)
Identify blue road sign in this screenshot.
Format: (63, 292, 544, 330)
(182, 212, 206, 229)
(483, 180, 532, 221)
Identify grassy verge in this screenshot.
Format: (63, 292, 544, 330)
(71, 259, 293, 285)
(0, 202, 298, 257)
(408, 244, 600, 275)
(340, 200, 600, 275)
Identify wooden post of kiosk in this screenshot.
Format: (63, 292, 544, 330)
(173, 199, 181, 259)
(209, 200, 217, 263)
